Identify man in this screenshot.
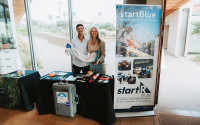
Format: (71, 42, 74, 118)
(146, 66, 151, 78)
(71, 24, 89, 74)
(117, 25, 134, 45)
(116, 25, 135, 55)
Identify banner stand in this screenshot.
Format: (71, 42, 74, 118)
(116, 111, 155, 118)
(114, 4, 162, 113)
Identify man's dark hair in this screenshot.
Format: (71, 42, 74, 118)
(76, 24, 84, 29)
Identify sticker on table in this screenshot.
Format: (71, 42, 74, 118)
(56, 92, 68, 104)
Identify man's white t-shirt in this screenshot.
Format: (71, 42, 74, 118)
(71, 37, 89, 67)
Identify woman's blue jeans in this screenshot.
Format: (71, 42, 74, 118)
(89, 63, 103, 74)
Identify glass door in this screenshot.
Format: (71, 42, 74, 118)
(72, 0, 123, 75)
(30, 0, 71, 75)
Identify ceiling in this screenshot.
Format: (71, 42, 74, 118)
(165, 0, 191, 16)
(13, 0, 25, 24)
(12, 0, 191, 24)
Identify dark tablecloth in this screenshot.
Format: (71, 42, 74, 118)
(75, 80, 116, 125)
(0, 70, 40, 110)
(36, 71, 116, 125)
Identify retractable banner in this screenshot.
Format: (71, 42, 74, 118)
(114, 5, 161, 110)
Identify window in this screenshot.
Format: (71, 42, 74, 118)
(72, 0, 123, 75)
(0, 0, 32, 74)
(30, 0, 71, 75)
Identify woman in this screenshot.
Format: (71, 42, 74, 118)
(87, 27, 105, 74)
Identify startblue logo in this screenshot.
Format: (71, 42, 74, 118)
(58, 93, 67, 97)
(117, 82, 151, 94)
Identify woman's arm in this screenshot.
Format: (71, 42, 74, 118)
(97, 41, 105, 64)
(87, 40, 92, 54)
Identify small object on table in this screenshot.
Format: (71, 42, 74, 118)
(22, 69, 25, 75)
(17, 70, 22, 76)
(89, 73, 100, 83)
(48, 72, 56, 77)
(65, 75, 77, 81)
(56, 72, 68, 76)
(98, 79, 109, 83)
(86, 71, 94, 76)
(99, 76, 110, 80)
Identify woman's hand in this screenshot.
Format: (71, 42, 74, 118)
(93, 59, 100, 65)
(96, 59, 100, 65)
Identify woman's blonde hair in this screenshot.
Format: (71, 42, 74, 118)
(90, 27, 101, 44)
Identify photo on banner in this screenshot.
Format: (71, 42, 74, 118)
(114, 5, 161, 110)
(116, 5, 161, 57)
(118, 60, 131, 71)
(117, 72, 136, 84)
(133, 59, 153, 78)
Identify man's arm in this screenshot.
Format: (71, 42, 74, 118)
(127, 39, 135, 48)
(70, 39, 77, 60)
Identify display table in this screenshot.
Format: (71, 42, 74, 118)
(36, 71, 116, 125)
(0, 70, 40, 110)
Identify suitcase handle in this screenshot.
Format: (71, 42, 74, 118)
(75, 94, 79, 104)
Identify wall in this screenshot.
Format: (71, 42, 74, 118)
(123, 0, 146, 4)
(182, 1, 200, 54)
(123, 0, 161, 5)
(176, 0, 200, 55)
(165, 9, 181, 56)
(163, 25, 169, 49)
